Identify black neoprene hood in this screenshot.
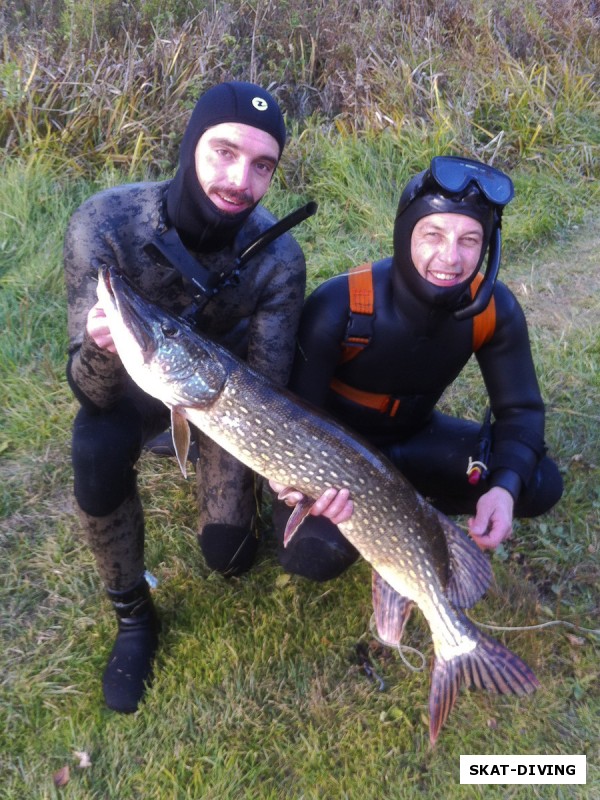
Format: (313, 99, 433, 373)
(392, 170, 497, 310)
(166, 82, 286, 248)
(180, 82, 286, 156)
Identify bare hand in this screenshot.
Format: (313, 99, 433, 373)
(468, 486, 514, 550)
(86, 301, 117, 353)
(270, 481, 354, 526)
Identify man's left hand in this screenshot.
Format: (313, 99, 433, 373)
(468, 486, 514, 550)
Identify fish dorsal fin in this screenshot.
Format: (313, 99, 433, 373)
(170, 407, 191, 478)
(371, 570, 414, 647)
(438, 514, 492, 608)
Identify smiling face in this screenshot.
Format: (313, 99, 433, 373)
(194, 122, 280, 216)
(410, 212, 484, 288)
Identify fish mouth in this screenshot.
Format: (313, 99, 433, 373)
(101, 267, 158, 358)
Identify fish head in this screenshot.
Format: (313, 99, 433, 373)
(98, 267, 227, 407)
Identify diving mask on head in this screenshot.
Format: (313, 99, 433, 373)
(393, 156, 515, 318)
(429, 156, 514, 206)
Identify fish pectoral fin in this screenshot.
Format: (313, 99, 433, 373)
(371, 571, 414, 647)
(439, 513, 492, 608)
(170, 407, 191, 478)
(283, 496, 316, 548)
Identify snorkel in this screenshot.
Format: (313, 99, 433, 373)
(454, 224, 501, 320)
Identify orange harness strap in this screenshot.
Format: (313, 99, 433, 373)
(470, 273, 496, 351)
(329, 377, 402, 417)
(347, 262, 375, 316)
(331, 264, 497, 416)
(336, 262, 400, 415)
(339, 263, 375, 363)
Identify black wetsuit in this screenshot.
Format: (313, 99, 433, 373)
(273, 257, 563, 579)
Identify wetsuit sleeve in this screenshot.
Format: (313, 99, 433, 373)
(288, 276, 351, 406)
(245, 237, 306, 387)
(64, 197, 128, 410)
(476, 284, 547, 499)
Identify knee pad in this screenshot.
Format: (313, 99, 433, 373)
(72, 405, 143, 515)
(515, 457, 564, 518)
(278, 517, 359, 582)
(198, 524, 258, 577)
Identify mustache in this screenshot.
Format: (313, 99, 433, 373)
(212, 186, 254, 206)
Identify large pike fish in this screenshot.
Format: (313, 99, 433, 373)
(97, 267, 539, 744)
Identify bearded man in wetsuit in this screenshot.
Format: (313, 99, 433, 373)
(65, 81, 346, 714)
(271, 156, 563, 578)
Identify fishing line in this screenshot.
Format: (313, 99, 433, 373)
(367, 612, 599, 677)
(368, 613, 427, 673)
(466, 614, 600, 637)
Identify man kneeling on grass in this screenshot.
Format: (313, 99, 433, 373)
(270, 156, 563, 576)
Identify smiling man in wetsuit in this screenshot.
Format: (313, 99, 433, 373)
(272, 156, 563, 579)
(65, 81, 348, 714)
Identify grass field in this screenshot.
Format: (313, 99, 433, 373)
(0, 156, 598, 800)
(1, 1, 599, 796)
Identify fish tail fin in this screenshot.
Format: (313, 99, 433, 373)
(429, 616, 539, 745)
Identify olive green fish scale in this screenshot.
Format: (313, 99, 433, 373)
(184, 365, 474, 659)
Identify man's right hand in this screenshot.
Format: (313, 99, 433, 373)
(270, 481, 354, 526)
(86, 301, 117, 353)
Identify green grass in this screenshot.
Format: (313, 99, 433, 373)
(1, 150, 598, 799)
(1, 2, 599, 796)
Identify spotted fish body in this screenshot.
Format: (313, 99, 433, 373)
(98, 267, 539, 743)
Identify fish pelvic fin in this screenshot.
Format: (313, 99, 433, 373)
(282, 496, 316, 548)
(439, 514, 492, 608)
(429, 612, 539, 745)
(371, 571, 414, 647)
(170, 407, 191, 478)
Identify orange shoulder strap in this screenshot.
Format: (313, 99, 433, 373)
(340, 263, 374, 363)
(348, 262, 374, 315)
(470, 274, 496, 351)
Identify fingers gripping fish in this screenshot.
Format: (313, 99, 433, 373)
(97, 267, 539, 744)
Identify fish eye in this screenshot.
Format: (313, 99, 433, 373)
(161, 323, 180, 338)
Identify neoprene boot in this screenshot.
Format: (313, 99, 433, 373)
(198, 523, 259, 577)
(102, 576, 160, 713)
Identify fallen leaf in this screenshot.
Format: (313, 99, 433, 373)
(53, 765, 70, 787)
(566, 633, 585, 647)
(75, 750, 92, 768)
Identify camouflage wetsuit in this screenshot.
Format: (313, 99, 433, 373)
(65, 181, 306, 589)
